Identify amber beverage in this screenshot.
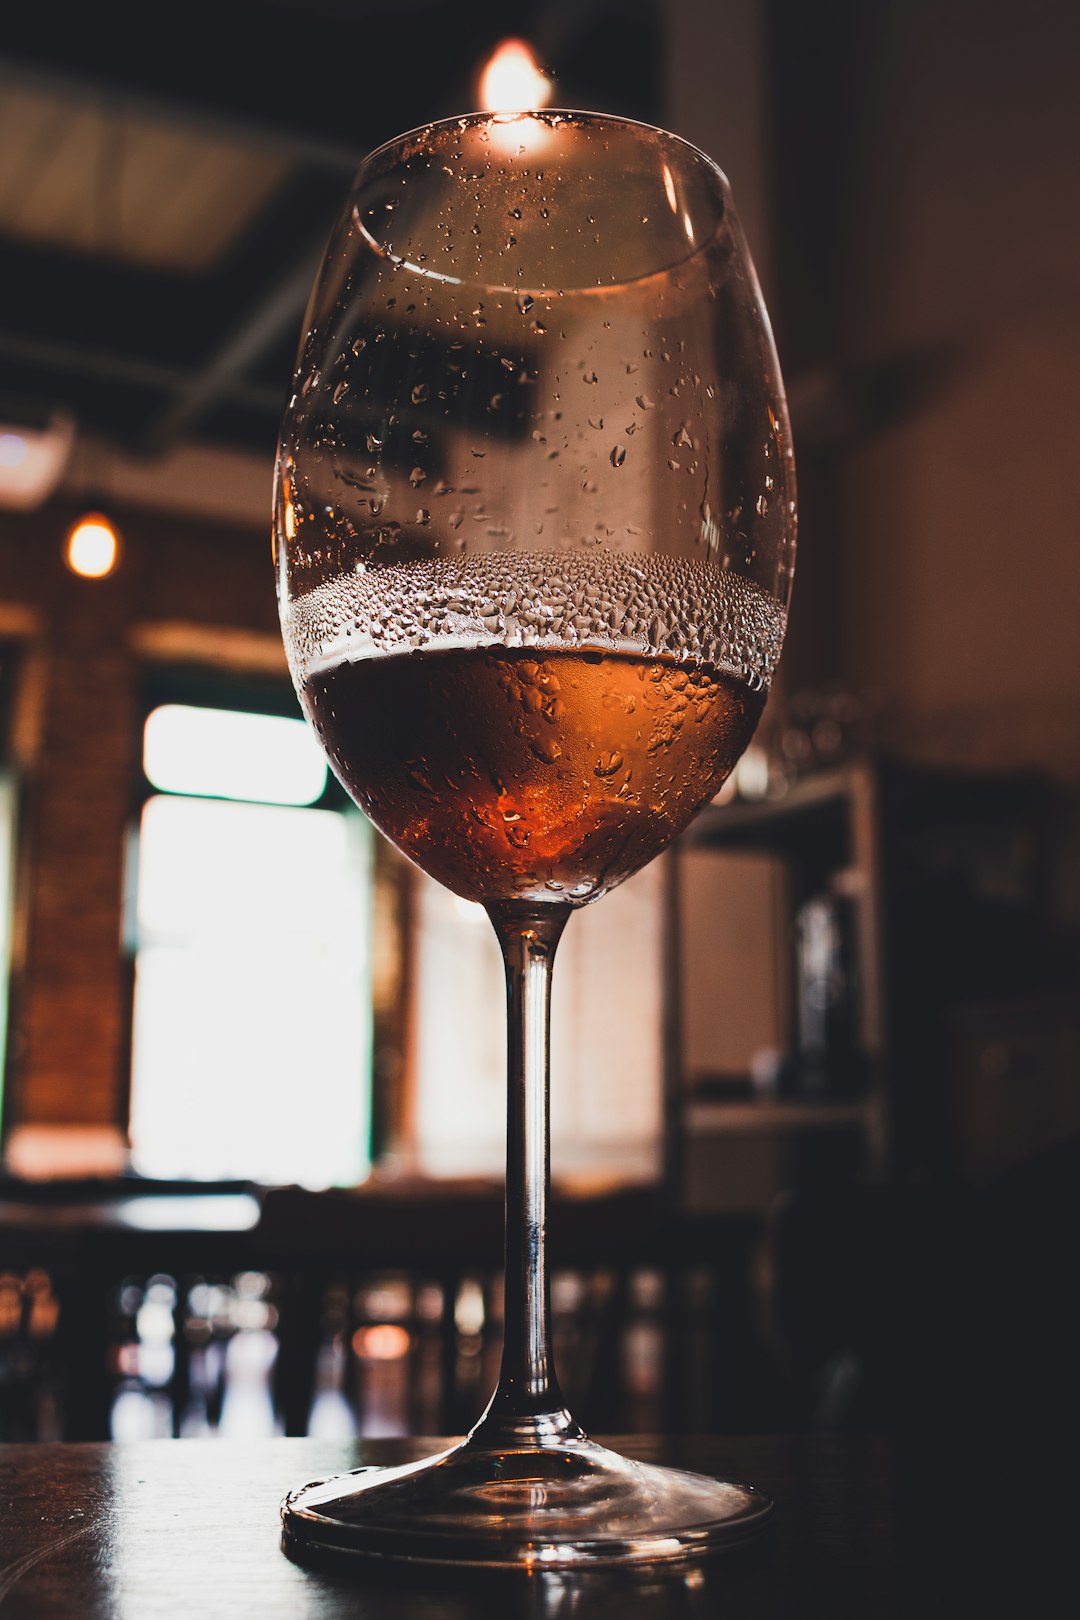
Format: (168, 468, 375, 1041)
(303, 643, 763, 904)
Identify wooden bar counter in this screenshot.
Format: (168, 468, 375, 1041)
(0, 1432, 1066, 1617)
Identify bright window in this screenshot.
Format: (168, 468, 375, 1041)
(143, 704, 328, 805)
(128, 703, 371, 1186)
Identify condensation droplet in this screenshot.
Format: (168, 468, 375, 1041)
(610, 445, 626, 467)
(411, 383, 429, 404)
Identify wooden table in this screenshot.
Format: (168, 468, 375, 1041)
(0, 1434, 1067, 1617)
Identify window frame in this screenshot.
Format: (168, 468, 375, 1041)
(121, 663, 373, 1185)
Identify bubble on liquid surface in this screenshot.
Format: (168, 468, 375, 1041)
(286, 548, 787, 696)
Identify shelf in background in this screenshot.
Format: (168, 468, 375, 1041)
(685, 762, 867, 848)
(685, 1099, 871, 1134)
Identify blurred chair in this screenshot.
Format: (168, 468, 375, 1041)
(261, 1184, 778, 1438)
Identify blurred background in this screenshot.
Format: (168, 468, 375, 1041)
(0, 0, 1077, 1447)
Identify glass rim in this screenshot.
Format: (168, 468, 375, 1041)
(349, 107, 738, 298)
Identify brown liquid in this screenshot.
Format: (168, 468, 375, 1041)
(303, 644, 762, 904)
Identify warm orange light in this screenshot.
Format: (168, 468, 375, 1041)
(352, 1323, 411, 1361)
(65, 512, 121, 578)
(478, 39, 552, 113)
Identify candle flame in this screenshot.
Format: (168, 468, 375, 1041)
(478, 39, 552, 113)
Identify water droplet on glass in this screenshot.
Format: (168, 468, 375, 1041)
(366, 433, 382, 453)
(635, 394, 653, 411)
(332, 381, 348, 405)
(583, 371, 598, 385)
(588, 416, 604, 430)
(409, 466, 426, 486)
(672, 426, 693, 449)
(411, 383, 429, 404)
(517, 294, 534, 314)
(610, 445, 626, 467)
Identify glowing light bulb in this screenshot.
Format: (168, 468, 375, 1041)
(478, 39, 552, 112)
(65, 513, 120, 578)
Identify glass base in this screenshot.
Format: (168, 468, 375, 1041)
(281, 1432, 772, 1570)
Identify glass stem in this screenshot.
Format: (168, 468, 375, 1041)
(471, 900, 583, 1449)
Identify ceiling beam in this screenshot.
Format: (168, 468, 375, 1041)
(0, 329, 283, 422)
(138, 250, 320, 453)
(0, 54, 362, 176)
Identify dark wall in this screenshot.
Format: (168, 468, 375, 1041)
(769, 0, 1080, 777)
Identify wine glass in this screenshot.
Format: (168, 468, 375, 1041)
(274, 108, 795, 1568)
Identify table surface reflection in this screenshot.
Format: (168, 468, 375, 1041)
(0, 1433, 1064, 1617)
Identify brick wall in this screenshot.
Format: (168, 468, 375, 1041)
(0, 497, 281, 1133)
